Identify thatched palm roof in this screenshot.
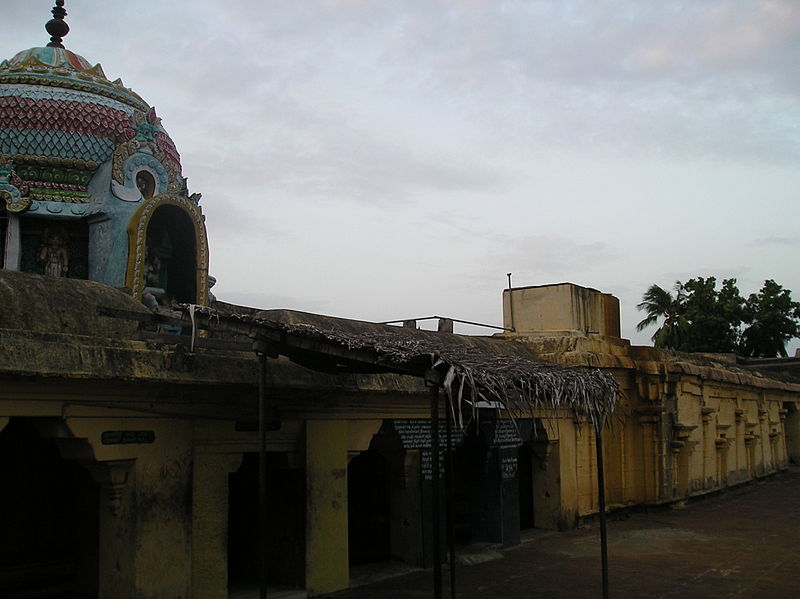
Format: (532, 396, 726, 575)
(186, 305, 620, 427)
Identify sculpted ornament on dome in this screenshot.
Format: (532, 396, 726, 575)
(111, 152, 169, 202)
(112, 109, 182, 196)
(0, 161, 30, 213)
(0, 161, 12, 182)
(0, 186, 30, 213)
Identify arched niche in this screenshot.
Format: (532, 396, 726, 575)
(125, 193, 209, 306)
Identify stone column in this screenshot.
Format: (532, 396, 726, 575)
(191, 451, 243, 599)
(531, 438, 561, 529)
(85, 459, 136, 598)
(3, 214, 20, 270)
(306, 420, 349, 595)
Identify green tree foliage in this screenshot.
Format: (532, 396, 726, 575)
(679, 277, 743, 353)
(739, 280, 800, 358)
(637, 277, 800, 357)
(636, 282, 686, 349)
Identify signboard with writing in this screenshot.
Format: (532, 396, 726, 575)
(493, 421, 522, 446)
(101, 430, 155, 445)
(501, 454, 518, 479)
(392, 419, 465, 450)
(420, 450, 448, 481)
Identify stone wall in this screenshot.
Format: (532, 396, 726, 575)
(503, 331, 800, 523)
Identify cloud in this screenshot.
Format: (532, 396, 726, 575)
(451, 235, 620, 296)
(212, 289, 332, 314)
(750, 235, 800, 247)
(317, 0, 800, 164)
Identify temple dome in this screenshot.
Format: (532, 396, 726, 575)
(0, 5, 207, 308)
(0, 45, 181, 178)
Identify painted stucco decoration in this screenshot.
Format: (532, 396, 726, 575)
(0, 186, 30, 213)
(1, 7, 210, 308)
(0, 46, 148, 110)
(0, 161, 29, 212)
(126, 193, 209, 306)
(1, 47, 184, 208)
(111, 113, 182, 199)
(111, 151, 169, 202)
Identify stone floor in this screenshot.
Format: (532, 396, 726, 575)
(324, 466, 800, 598)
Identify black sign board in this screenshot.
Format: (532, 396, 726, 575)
(101, 430, 155, 445)
(392, 419, 466, 449)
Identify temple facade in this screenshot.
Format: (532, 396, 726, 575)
(1, 5, 799, 599)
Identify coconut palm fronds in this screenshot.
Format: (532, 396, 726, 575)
(185, 305, 619, 426)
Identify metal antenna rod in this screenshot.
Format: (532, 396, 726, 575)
(506, 273, 516, 332)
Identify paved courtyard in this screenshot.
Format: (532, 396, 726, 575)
(327, 466, 800, 598)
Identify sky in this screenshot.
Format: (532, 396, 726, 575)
(5, 1, 800, 351)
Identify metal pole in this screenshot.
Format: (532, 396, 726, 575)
(445, 395, 456, 599)
(595, 424, 609, 599)
(258, 350, 268, 599)
(430, 383, 443, 599)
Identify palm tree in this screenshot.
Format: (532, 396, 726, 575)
(636, 282, 686, 349)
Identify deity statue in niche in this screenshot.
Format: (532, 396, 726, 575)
(144, 245, 161, 287)
(136, 170, 155, 200)
(142, 245, 165, 311)
(38, 227, 70, 277)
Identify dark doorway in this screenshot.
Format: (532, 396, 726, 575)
(786, 403, 800, 464)
(228, 452, 305, 591)
(347, 449, 391, 566)
(452, 424, 490, 545)
(518, 444, 535, 529)
(0, 419, 99, 598)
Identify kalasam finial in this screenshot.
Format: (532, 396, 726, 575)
(45, 1, 70, 48)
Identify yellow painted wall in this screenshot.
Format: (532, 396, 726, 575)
(61, 416, 194, 598)
(191, 449, 242, 599)
(305, 420, 349, 596)
(517, 331, 800, 523)
(503, 283, 621, 337)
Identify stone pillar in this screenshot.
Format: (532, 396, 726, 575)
(191, 451, 243, 599)
(557, 419, 580, 528)
(306, 420, 349, 595)
(3, 214, 20, 270)
(133, 448, 193, 598)
(85, 459, 136, 598)
(635, 408, 661, 503)
(530, 438, 560, 529)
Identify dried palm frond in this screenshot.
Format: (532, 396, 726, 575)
(185, 305, 619, 428)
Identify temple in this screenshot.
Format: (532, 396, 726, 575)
(1, 4, 799, 599)
(0, 1, 208, 307)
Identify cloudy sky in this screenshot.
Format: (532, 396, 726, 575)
(5, 1, 800, 350)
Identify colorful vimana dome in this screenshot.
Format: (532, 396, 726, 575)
(0, 44, 182, 205)
(0, 2, 209, 307)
